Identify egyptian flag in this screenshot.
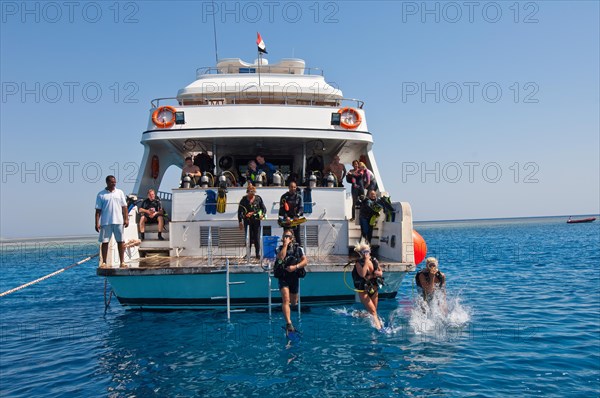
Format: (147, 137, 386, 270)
(256, 32, 267, 54)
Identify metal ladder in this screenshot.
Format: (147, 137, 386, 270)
(210, 258, 246, 321)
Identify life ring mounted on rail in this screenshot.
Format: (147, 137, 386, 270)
(338, 107, 362, 130)
(152, 106, 177, 129)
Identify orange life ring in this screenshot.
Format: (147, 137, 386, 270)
(151, 155, 160, 179)
(338, 107, 362, 129)
(152, 106, 177, 128)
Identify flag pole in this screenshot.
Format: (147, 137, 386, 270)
(258, 50, 262, 87)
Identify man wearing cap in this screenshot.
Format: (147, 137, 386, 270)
(238, 185, 267, 259)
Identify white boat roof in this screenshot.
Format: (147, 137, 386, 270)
(177, 58, 343, 101)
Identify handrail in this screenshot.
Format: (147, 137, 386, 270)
(208, 226, 213, 266)
(157, 190, 172, 201)
(196, 65, 324, 77)
(151, 96, 364, 109)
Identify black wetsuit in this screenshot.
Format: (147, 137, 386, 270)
(275, 243, 305, 294)
(238, 195, 267, 257)
(352, 257, 381, 296)
(140, 198, 163, 223)
(415, 270, 445, 301)
(278, 190, 304, 245)
(358, 197, 380, 244)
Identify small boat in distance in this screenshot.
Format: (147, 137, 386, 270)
(567, 217, 597, 224)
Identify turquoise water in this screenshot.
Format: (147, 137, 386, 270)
(1, 217, 599, 397)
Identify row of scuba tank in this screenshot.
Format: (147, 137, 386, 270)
(181, 170, 338, 189)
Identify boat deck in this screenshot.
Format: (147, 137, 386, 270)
(97, 254, 415, 276)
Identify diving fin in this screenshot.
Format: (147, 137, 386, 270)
(282, 325, 301, 342)
(205, 190, 217, 215)
(303, 187, 313, 214)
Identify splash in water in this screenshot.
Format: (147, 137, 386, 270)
(406, 291, 472, 338)
(330, 307, 385, 330)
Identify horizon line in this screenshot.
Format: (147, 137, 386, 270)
(1, 213, 598, 241)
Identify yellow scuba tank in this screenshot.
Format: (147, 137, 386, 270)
(216, 188, 227, 213)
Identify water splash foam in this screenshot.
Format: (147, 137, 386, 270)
(407, 291, 472, 336)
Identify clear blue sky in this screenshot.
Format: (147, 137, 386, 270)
(1, 1, 598, 238)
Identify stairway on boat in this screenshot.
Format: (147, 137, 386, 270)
(347, 218, 380, 253)
(139, 224, 170, 257)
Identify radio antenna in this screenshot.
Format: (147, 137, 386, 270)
(211, 0, 219, 64)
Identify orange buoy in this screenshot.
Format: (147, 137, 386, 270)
(338, 107, 362, 129)
(151, 155, 159, 179)
(413, 229, 427, 265)
(152, 106, 177, 128)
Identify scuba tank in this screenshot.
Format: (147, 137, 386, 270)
(182, 174, 192, 189)
(308, 172, 317, 189)
(200, 172, 210, 188)
(255, 173, 264, 187)
(218, 173, 227, 189)
(272, 171, 283, 187)
(326, 172, 336, 188)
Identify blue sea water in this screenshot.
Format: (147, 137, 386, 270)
(1, 217, 599, 397)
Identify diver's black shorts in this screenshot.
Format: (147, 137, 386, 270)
(141, 214, 160, 224)
(278, 275, 299, 294)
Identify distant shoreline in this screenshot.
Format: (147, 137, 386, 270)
(1, 214, 598, 242)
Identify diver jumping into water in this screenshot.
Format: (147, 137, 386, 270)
(352, 239, 384, 330)
(415, 257, 447, 314)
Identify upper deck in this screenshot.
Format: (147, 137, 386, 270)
(176, 58, 344, 105)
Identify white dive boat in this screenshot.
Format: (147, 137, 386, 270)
(97, 57, 419, 310)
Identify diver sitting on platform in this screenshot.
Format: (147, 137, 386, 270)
(181, 156, 202, 187)
(242, 160, 266, 187)
(256, 154, 276, 185)
(323, 155, 346, 187)
(139, 189, 165, 241)
(352, 239, 384, 330)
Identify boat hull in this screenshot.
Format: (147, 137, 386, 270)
(567, 217, 596, 224)
(103, 270, 408, 310)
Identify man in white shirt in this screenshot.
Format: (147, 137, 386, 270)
(95, 175, 129, 267)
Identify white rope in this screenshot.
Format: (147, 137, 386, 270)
(1, 253, 99, 297)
